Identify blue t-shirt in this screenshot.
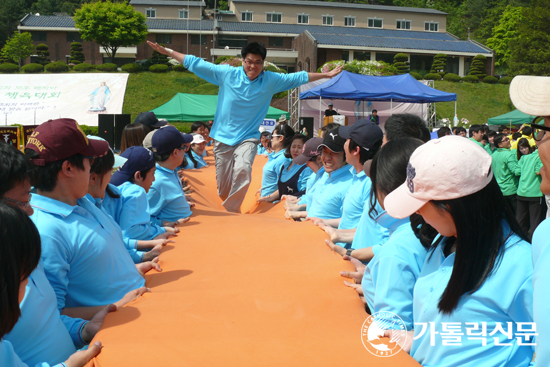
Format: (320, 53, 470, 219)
(117, 182, 166, 240)
(5, 262, 85, 366)
(257, 144, 268, 155)
(30, 194, 145, 308)
(0, 339, 64, 367)
(299, 167, 325, 206)
(260, 150, 291, 197)
(184, 55, 309, 146)
(147, 163, 193, 224)
(411, 230, 534, 367)
(362, 216, 427, 330)
(307, 164, 354, 219)
(337, 167, 369, 242)
(351, 185, 389, 253)
(182, 150, 208, 170)
(532, 217, 550, 366)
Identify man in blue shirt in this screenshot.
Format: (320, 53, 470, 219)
(0, 142, 114, 366)
(148, 40, 342, 212)
(309, 120, 384, 251)
(24, 119, 155, 321)
(148, 125, 195, 225)
(306, 128, 354, 219)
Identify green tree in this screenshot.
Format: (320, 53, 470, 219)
(35, 43, 51, 65)
(74, 1, 148, 61)
(486, 5, 522, 74)
(0, 0, 28, 48)
(508, 0, 550, 76)
(69, 42, 85, 64)
(1, 31, 34, 67)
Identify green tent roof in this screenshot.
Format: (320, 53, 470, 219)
(151, 93, 289, 122)
(487, 109, 535, 126)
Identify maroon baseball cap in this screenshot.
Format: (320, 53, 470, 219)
(293, 137, 323, 165)
(26, 118, 109, 166)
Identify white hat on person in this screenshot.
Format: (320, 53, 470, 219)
(191, 133, 205, 144)
(384, 135, 493, 219)
(510, 76, 550, 116)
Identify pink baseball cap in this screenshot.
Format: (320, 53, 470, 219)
(384, 135, 493, 219)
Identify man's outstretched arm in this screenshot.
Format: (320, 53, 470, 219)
(307, 65, 343, 82)
(148, 41, 185, 64)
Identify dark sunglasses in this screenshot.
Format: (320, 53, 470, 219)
(530, 117, 550, 142)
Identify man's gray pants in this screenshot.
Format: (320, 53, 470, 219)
(213, 138, 258, 213)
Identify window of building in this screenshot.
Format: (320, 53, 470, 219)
(266, 12, 282, 23)
(218, 35, 248, 48)
(396, 20, 411, 30)
(156, 34, 172, 44)
(146, 8, 156, 18)
(342, 51, 350, 61)
(376, 52, 396, 64)
(179, 9, 189, 19)
(191, 35, 207, 45)
(367, 18, 383, 28)
(424, 22, 439, 32)
(322, 15, 334, 26)
(297, 14, 309, 24)
(32, 32, 47, 42)
(268, 37, 284, 47)
(241, 11, 253, 22)
(354, 51, 371, 61)
(66, 32, 82, 42)
(344, 16, 355, 27)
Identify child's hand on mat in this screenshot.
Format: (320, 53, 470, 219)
(325, 239, 346, 256)
(340, 255, 365, 284)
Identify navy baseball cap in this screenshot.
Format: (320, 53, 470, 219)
(318, 127, 347, 153)
(338, 119, 383, 151)
(110, 146, 156, 186)
(151, 125, 192, 155)
(134, 111, 167, 130)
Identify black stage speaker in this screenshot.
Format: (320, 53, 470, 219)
(98, 114, 131, 151)
(98, 115, 115, 148)
(299, 117, 314, 138)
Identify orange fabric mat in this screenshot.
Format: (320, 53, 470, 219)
(87, 149, 421, 367)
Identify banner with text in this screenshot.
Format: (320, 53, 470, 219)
(0, 73, 129, 127)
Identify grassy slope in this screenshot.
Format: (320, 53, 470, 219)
(433, 81, 514, 125)
(122, 72, 515, 129)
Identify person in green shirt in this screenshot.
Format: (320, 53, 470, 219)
(468, 124, 484, 148)
(517, 143, 546, 240)
(484, 131, 497, 155)
(491, 133, 521, 214)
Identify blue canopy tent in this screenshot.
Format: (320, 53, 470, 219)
(300, 71, 457, 125)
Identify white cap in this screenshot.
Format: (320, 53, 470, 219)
(384, 135, 493, 219)
(510, 76, 550, 116)
(191, 133, 205, 144)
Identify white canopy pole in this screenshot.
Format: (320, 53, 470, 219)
(455, 101, 457, 116)
(319, 97, 322, 133)
(390, 98, 393, 115)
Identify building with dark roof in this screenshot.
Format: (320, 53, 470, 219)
(17, 0, 493, 76)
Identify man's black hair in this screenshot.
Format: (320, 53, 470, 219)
(437, 126, 451, 138)
(153, 151, 172, 162)
(469, 124, 482, 137)
(455, 126, 467, 135)
(488, 130, 497, 138)
(384, 114, 430, 143)
(0, 142, 32, 197)
(494, 133, 508, 147)
(372, 109, 378, 113)
(241, 42, 267, 60)
(512, 132, 523, 140)
(191, 121, 207, 133)
(349, 138, 380, 164)
(24, 149, 85, 192)
(521, 126, 533, 137)
(498, 125, 509, 133)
